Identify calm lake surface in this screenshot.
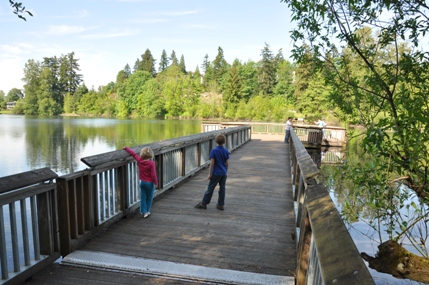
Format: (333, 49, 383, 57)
(0, 115, 427, 284)
(0, 115, 202, 177)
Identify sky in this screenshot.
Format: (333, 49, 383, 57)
(0, 0, 295, 94)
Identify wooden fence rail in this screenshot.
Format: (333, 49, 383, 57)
(0, 168, 60, 285)
(56, 126, 251, 257)
(290, 129, 375, 285)
(0, 126, 250, 284)
(201, 122, 346, 147)
(0, 125, 372, 285)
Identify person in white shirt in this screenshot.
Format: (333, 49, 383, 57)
(315, 118, 327, 138)
(284, 117, 293, 143)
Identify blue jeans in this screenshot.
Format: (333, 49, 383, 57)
(284, 129, 291, 143)
(202, 175, 227, 206)
(140, 181, 155, 214)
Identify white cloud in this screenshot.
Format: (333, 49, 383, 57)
(82, 29, 140, 39)
(0, 44, 23, 55)
(46, 25, 89, 35)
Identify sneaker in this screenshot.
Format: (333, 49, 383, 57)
(194, 202, 207, 209)
(216, 204, 224, 211)
(143, 213, 150, 218)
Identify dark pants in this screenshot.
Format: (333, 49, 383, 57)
(284, 129, 291, 143)
(202, 175, 227, 206)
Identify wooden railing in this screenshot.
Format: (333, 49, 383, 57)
(0, 126, 251, 284)
(0, 168, 60, 285)
(201, 122, 346, 147)
(289, 129, 375, 285)
(56, 126, 251, 257)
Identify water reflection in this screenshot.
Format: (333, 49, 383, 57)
(307, 147, 345, 168)
(317, 148, 429, 285)
(0, 115, 201, 177)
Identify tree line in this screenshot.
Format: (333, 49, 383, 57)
(1, 43, 333, 122)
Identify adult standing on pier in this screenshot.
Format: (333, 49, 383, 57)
(315, 118, 327, 138)
(284, 117, 293, 143)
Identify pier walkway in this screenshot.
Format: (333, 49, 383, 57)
(26, 134, 296, 285)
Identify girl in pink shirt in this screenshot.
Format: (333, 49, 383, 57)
(124, 146, 158, 218)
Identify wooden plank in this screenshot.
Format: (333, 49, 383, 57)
(79, 135, 297, 277)
(0, 183, 55, 206)
(80, 126, 250, 168)
(0, 167, 57, 193)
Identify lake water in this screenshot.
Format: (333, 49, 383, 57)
(0, 115, 202, 177)
(0, 115, 427, 284)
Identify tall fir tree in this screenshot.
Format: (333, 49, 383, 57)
(138, 49, 156, 76)
(170, 50, 178, 67)
(212, 46, 229, 90)
(223, 60, 243, 114)
(133, 58, 140, 73)
(124, 64, 131, 78)
(258, 43, 276, 96)
(293, 45, 314, 111)
(179, 54, 186, 74)
(159, 49, 169, 72)
(22, 59, 41, 115)
(201, 54, 212, 90)
(42, 56, 63, 109)
(59, 52, 82, 96)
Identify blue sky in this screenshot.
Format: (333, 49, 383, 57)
(0, 0, 294, 94)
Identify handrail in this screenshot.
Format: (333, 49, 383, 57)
(290, 130, 375, 285)
(201, 122, 346, 147)
(0, 168, 60, 285)
(56, 125, 251, 256)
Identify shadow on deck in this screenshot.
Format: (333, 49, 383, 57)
(27, 134, 296, 285)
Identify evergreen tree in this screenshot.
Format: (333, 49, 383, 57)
(212, 46, 229, 89)
(201, 54, 213, 89)
(124, 64, 132, 78)
(133, 58, 140, 73)
(159, 49, 169, 72)
(22, 59, 41, 115)
(59, 52, 82, 96)
(193, 65, 201, 82)
(223, 61, 242, 117)
(37, 67, 62, 115)
(170, 50, 178, 67)
(293, 44, 314, 112)
(179, 54, 186, 74)
(138, 49, 156, 76)
(116, 64, 131, 86)
(274, 60, 295, 104)
(258, 43, 276, 96)
(274, 48, 285, 68)
(42, 56, 63, 108)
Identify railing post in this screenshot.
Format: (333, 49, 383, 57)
(296, 206, 312, 285)
(57, 178, 71, 256)
(37, 191, 54, 255)
(156, 154, 164, 189)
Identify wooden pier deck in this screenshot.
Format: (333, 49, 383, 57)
(26, 134, 296, 285)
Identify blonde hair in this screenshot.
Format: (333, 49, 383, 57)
(140, 147, 154, 160)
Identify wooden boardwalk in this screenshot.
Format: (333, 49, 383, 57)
(27, 134, 296, 284)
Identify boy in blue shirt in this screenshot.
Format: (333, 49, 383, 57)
(195, 134, 230, 210)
